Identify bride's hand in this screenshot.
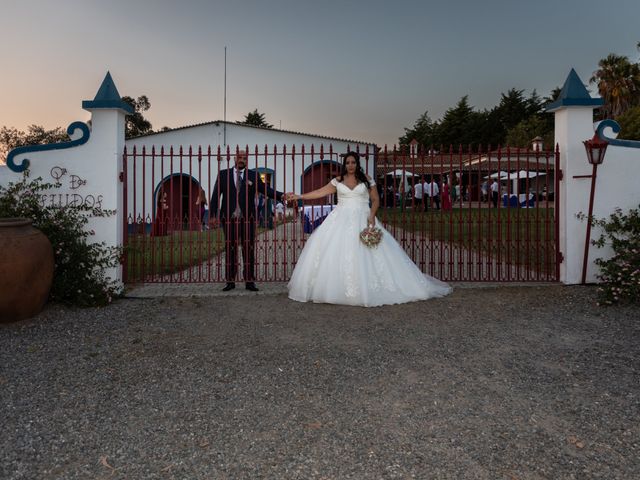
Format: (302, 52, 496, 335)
(368, 215, 376, 227)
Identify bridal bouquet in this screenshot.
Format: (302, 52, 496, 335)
(360, 225, 383, 248)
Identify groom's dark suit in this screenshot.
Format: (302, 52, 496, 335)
(210, 167, 283, 283)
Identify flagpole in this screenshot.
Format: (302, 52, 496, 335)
(223, 46, 227, 146)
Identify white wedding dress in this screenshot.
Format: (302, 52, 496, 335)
(288, 179, 452, 307)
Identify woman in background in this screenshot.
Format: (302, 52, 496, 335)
(152, 186, 169, 236)
(195, 188, 208, 231)
(442, 177, 452, 211)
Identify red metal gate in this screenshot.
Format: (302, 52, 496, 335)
(122, 144, 560, 284)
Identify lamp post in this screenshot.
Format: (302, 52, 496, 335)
(580, 133, 608, 284)
(531, 136, 544, 152)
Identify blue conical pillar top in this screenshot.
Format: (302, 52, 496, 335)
(82, 72, 134, 113)
(546, 68, 603, 112)
(93, 71, 121, 102)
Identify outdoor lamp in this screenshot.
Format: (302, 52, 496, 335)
(583, 133, 608, 165)
(580, 133, 609, 284)
(532, 136, 544, 152)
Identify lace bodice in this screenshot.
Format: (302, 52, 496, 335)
(331, 178, 374, 206)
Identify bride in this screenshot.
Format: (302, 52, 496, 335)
(285, 152, 452, 307)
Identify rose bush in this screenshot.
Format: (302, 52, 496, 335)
(585, 206, 640, 306)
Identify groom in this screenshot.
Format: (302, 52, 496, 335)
(210, 150, 285, 291)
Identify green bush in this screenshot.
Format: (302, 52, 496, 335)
(589, 206, 640, 306)
(0, 172, 121, 307)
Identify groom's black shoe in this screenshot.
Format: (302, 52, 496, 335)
(245, 282, 259, 292)
(222, 282, 235, 291)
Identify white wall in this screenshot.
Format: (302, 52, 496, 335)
(583, 139, 639, 279)
(0, 109, 127, 284)
(555, 107, 639, 284)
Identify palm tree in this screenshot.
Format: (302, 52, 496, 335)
(543, 86, 562, 105)
(590, 53, 640, 118)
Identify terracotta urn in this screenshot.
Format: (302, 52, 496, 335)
(0, 218, 54, 322)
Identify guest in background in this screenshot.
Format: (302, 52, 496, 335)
(195, 188, 208, 231)
(481, 179, 489, 203)
(491, 178, 500, 208)
(152, 186, 169, 236)
(385, 184, 395, 207)
(422, 176, 431, 210)
(414, 177, 425, 211)
(275, 201, 285, 222)
(429, 178, 440, 210)
(442, 177, 452, 211)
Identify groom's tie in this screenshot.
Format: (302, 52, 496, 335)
(233, 170, 243, 218)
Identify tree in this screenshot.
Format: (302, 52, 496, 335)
(0, 93, 153, 161)
(589, 53, 640, 118)
(239, 109, 273, 128)
(490, 89, 531, 141)
(543, 86, 562, 105)
(398, 110, 436, 147)
(122, 95, 153, 138)
(433, 96, 486, 149)
(526, 89, 545, 116)
(0, 125, 68, 164)
(398, 87, 558, 151)
(617, 105, 640, 140)
(505, 115, 554, 150)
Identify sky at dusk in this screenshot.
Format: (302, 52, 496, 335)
(1, 0, 639, 146)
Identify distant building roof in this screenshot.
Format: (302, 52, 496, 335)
(375, 150, 555, 177)
(129, 120, 376, 147)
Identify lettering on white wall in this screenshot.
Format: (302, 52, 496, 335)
(42, 165, 103, 208)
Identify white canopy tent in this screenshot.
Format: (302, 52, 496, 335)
(486, 170, 548, 195)
(486, 170, 546, 180)
(386, 169, 417, 177)
(385, 169, 417, 191)
(506, 170, 547, 179)
(485, 171, 509, 179)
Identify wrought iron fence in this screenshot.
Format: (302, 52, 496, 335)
(122, 144, 560, 283)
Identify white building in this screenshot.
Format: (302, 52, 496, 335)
(125, 121, 377, 222)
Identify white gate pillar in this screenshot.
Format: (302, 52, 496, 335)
(547, 69, 603, 284)
(81, 72, 133, 284)
(0, 72, 133, 286)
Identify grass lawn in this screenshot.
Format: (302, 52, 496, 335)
(126, 229, 226, 281)
(379, 206, 558, 276)
(125, 219, 290, 281)
(125, 208, 558, 282)
(380, 206, 555, 241)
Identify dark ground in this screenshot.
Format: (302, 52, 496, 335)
(1, 285, 638, 479)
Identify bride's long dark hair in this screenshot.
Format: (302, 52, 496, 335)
(338, 151, 370, 187)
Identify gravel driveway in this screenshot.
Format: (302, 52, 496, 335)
(1, 285, 638, 479)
